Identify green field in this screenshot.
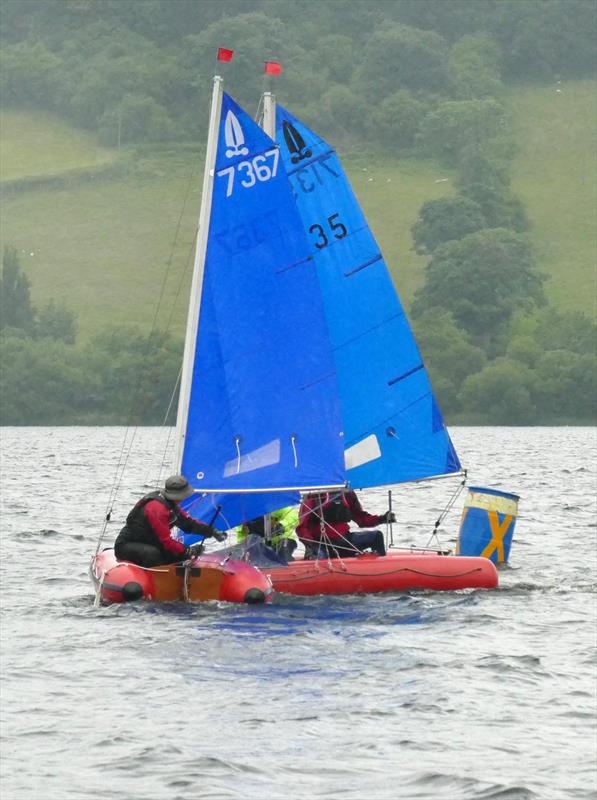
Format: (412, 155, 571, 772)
(509, 81, 597, 314)
(1, 81, 595, 341)
(1, 111, 119, 182)
(1, 124, 452, 340)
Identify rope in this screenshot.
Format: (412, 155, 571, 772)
(182, 563, 191, 603)
(272, 564, 484, 584)
(425, 470, 467, 549)
(94, 162, 199, 552)
(254, 93, 264, 125)
(310, 492, 363, 563)
(93, 569, 106, 608)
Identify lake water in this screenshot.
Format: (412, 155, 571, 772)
(1, 427, 595, 800)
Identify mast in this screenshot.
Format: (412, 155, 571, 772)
(174, 75, 224, 473)
(262, 90, 276, 139)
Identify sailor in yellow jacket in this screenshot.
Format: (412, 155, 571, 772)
(236, 507, 298, 561)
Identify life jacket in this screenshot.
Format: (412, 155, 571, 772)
(236, 507, 298, 544)
(314, 492, 352, 524)
(269, 507, 299, 545)
(118, 491, 180, 546)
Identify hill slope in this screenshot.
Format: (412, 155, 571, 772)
(1, 111, 119, 182)
(509, 81, 597, 315)
(1, 80, 595, 342)
(1, 129, 452, 340)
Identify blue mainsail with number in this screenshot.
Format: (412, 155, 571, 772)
(275, 104, 461, 488)
(180, 93, 345, 528)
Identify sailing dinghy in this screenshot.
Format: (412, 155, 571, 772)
(155, 69, 497, 596)
(91, 68, 348, 604)
(89, 71, 333, 605)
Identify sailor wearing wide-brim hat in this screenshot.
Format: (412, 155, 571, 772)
(114, 474, 227, 567)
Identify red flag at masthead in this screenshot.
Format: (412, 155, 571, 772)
(217, 47, 234, 62)
(264, 61, 282, 76)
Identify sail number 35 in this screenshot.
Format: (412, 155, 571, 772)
(217, 149, 279, 198)
(309, 213, 347, 249)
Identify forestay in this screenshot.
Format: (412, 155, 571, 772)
(179, 93, 345, 527)
(275, 105, 461, 488)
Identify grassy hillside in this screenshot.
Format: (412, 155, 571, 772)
(509, 81, 597, 315)
(1, 111, 119, 182)
(0, 120, 452, 340)
(1, 158, 203, 339)
(1, 81, 595, 342)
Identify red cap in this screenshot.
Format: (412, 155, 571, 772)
(264, 61, 282, 76)
(217, 47, 234, 62)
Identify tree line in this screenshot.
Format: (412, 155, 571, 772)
(0, 248, 180, 425)
(1, 0, 595, 148)
(0, 247, 594, 425)
(1, 0, 595, 425)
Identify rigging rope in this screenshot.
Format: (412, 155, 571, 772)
(425, 470, 467, 549)
(94, 161, 199, 553)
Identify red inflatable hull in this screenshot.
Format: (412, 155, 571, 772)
(90, 549, 272, 605)
(262, 550, 498, 596)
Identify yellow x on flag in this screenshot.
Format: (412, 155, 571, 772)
(480, 511, 512, 562)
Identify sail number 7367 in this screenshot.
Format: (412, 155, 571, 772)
(217, 149, 279, 198)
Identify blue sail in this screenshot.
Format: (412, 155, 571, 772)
(275, 105, 461, 488)
(180, 93, 345, 525)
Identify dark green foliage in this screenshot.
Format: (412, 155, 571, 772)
(0, 332, 96, 424)
(460, 358, 536, 425)
(0, 247, 35, 332)
(370, 90, 429, 152)
(532, 350, 597, 420)
(1, 0, 594, 148)
(412, 229, 545, 348)
(36, 299, 78, 345)
(493, 0, 597, 81)
(412, 196, 486, 254)
(84, 327, 183, 425)
(417, 99, 512, 168)
(0, 41, 61, 106)
(392, 0, 597, 80)
(1, 247, 78, 343)
(0, 324, 183, 425)
(448, 33, 503, 100)
(534, 308, 597, 355)
(458, 149, 528, 231)
(357, 23, 451, 96)
(412, 310, 486, 414)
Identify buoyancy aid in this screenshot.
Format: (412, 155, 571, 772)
(236, 507, 298, 544)
(118, 492, 180, 545)
(269, 507, 299, 545)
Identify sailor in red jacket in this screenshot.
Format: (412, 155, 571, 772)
(297, 490, 394, 559)
(115, 475, 226, 567)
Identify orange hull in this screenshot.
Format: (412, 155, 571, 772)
(90, 549, 272, 605)
(262, 550, 498, 596)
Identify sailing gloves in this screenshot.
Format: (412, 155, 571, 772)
(186, 543, 204, 559)
(184, 530, 226, 559)
(381, 511, 396, 524)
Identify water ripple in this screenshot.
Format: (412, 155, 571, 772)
(1, 426, 596, 800)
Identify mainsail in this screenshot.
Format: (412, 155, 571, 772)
(175, 85, 345, 528)
(273, 103, 461, 488)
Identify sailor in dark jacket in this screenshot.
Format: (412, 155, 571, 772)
(114, 475, 226, 567)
